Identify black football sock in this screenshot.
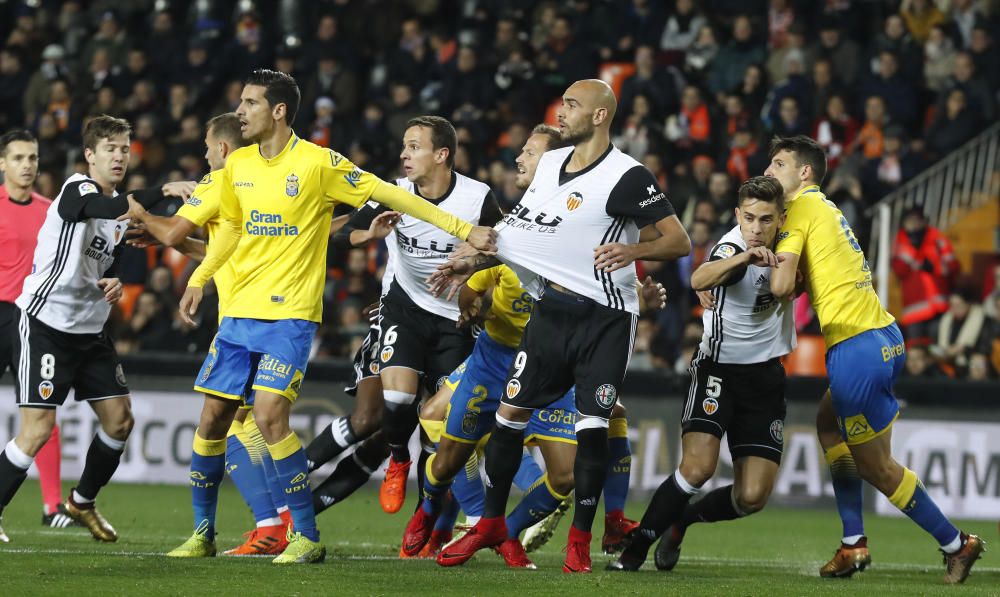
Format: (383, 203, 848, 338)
(481, 420, 526, 519)
(570, 427, 609, 533)
(620, 471, 700, 564)
(306, 416, 358, 471)
(75, 431, 126, 503)
(678, 484, 744, 529)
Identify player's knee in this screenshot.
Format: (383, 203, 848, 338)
(107, 411, 135, 441)
(17, 420, 56, 455)
(547, 467, 574, 495)
(734, 485, 770, 515)
(352, 406, 383, 437)
(677, 459, 714, 488)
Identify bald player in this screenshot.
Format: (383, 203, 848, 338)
(432, 79, 690, 572)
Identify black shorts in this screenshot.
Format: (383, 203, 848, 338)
(0, 301, 15, 378)
(378, 283, 475, 395)
(10, 309, 129, 408)
(681, 352, 786, 463)
(346, 321, 381, 396)
(501, 286, 636, 420)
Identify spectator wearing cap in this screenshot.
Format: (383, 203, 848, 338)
(24, 44, 71, 125)
(815, 19, 861, 87)
(707, 15, 765, 96)
(862, 124, 925, 198)
(926, 87, 981, 159)
(892, 206, 958, 343)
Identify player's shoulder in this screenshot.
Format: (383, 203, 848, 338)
(58, 172, 100, 197)
(537, 145, 574, 171)
(718, 225, 747, 249)
(195, 169, 224, 189)
(454, 171, 491, 196)
(226, 144, 258, 167)
(709, 226, 746, 260)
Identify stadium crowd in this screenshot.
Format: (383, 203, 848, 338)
(0, 0, 998, 378)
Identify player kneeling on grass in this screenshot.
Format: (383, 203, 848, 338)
(610, 176, 796, 572)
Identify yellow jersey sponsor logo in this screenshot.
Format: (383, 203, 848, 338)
(245, 210, 299, 236)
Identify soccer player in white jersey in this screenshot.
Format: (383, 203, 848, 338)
(609, 176, 796, 571)
(307, 115, 501, 515)
(0, 116, 145, 543)
(430, 79, 691, 572)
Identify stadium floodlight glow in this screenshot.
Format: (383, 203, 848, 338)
(285, 34, 301, 48)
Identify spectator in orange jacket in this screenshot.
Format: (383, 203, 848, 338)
(891, 206, 959, 344)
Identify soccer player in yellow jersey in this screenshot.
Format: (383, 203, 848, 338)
(169, 70, 494, 564)
(129, 113, 306, 557)
(766, 135, 983, 584)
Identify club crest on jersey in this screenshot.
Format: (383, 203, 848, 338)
(380, 346, 394, 363)
(369, 361, 380, 375)
(702, 397, 719, 415)
(770, 419, 784, 444)
(285, 173, 300, 197)
(566, 191, 584, 211)
(38, 380, 54, 400)
(506, 379, 522, 399)
(595, 384, 617, 408)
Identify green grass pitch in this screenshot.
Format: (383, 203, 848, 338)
(1, 481, 997, 595)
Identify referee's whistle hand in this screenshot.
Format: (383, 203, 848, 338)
(466, 226, 497, 254)
(179, 286, 203, 326)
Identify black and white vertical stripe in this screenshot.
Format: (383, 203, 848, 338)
(25, 220, 77, 316)
(682, 351, 708, 423)
(594, 216, 627, 310)
(17, 309, 30, 405)
(706, 286, 727, 361)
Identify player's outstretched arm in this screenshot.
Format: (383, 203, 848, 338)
(427, 253, 501, 300)
(595, 215, 691, 273)
(369, 180, 497, 253)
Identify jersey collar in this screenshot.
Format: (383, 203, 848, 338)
(789, 184, 821, 203)
(258, 133, 299, 163)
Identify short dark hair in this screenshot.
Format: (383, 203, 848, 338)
(769, 135, 827, 184)
(531, 124, 568, 151)
(244, 69, 301, 125)
(738, 175, 785, 211)
(83, 115, 132, 152)
(0, 129, 37, 156)
(405, 115, 457, 167)
(206, 113, 250, 150)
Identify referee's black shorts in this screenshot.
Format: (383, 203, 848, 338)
(500, 286, 636, 420)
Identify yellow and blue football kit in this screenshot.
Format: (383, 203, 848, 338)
(175, 170, 236, 318)
(776, 185, 902, 444)
(443, 265, 576, 446)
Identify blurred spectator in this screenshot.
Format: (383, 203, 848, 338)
(932, 289, 985, 374)
(903, 344, 947, 378)
(620, 45, 679, 122)
(665, 85, 712, 160)
(81, 10, 128, 69)
(983, 265, 1000, 318)
(0, 48, 28, 130)
(615, 0, 668, 56)
(808, 59, 841, 123)
(767, 0, 795, 50)
(926, 88, 981, 159)
(535, 14, 596, 96)
(870, 13, 925, 83)
(860, 51, 917, 130)
(814, 94, 858, 171)
(901, 0, 947, 44)
(967, 24, 999, 93)
(850, 95, 888, 160)
(726, 128, 767, 183)
(24, 44, 71, 125)
(815, 20, 861, 87)
(924, 24, 957, 92)
(938, 52, 996, 122)
(770, 96, 807, 138)
(735, 64, 768, 119)
(614, 94, 663, 161)
(767, 22, 812, 86)
(684, 25, 719, 80)
(708, 15, 765, 96)
(660, 0, 707, 53)
(301, 53, 359, 125)
(441, 45, 494, 117)
(950, 0, 984, 49)
(861, 125, 924, 198)
(892, 206, 958, 343)
(978, 292, 1000, 373)
(145, 10, 185, 79)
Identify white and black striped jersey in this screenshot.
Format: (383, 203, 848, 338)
(388, 173, 499, 320)
(15, 173, 128, 334)
(332, 172, 501, 321)
(698, 225, 796, 364)
(496, 144, 675, 315)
